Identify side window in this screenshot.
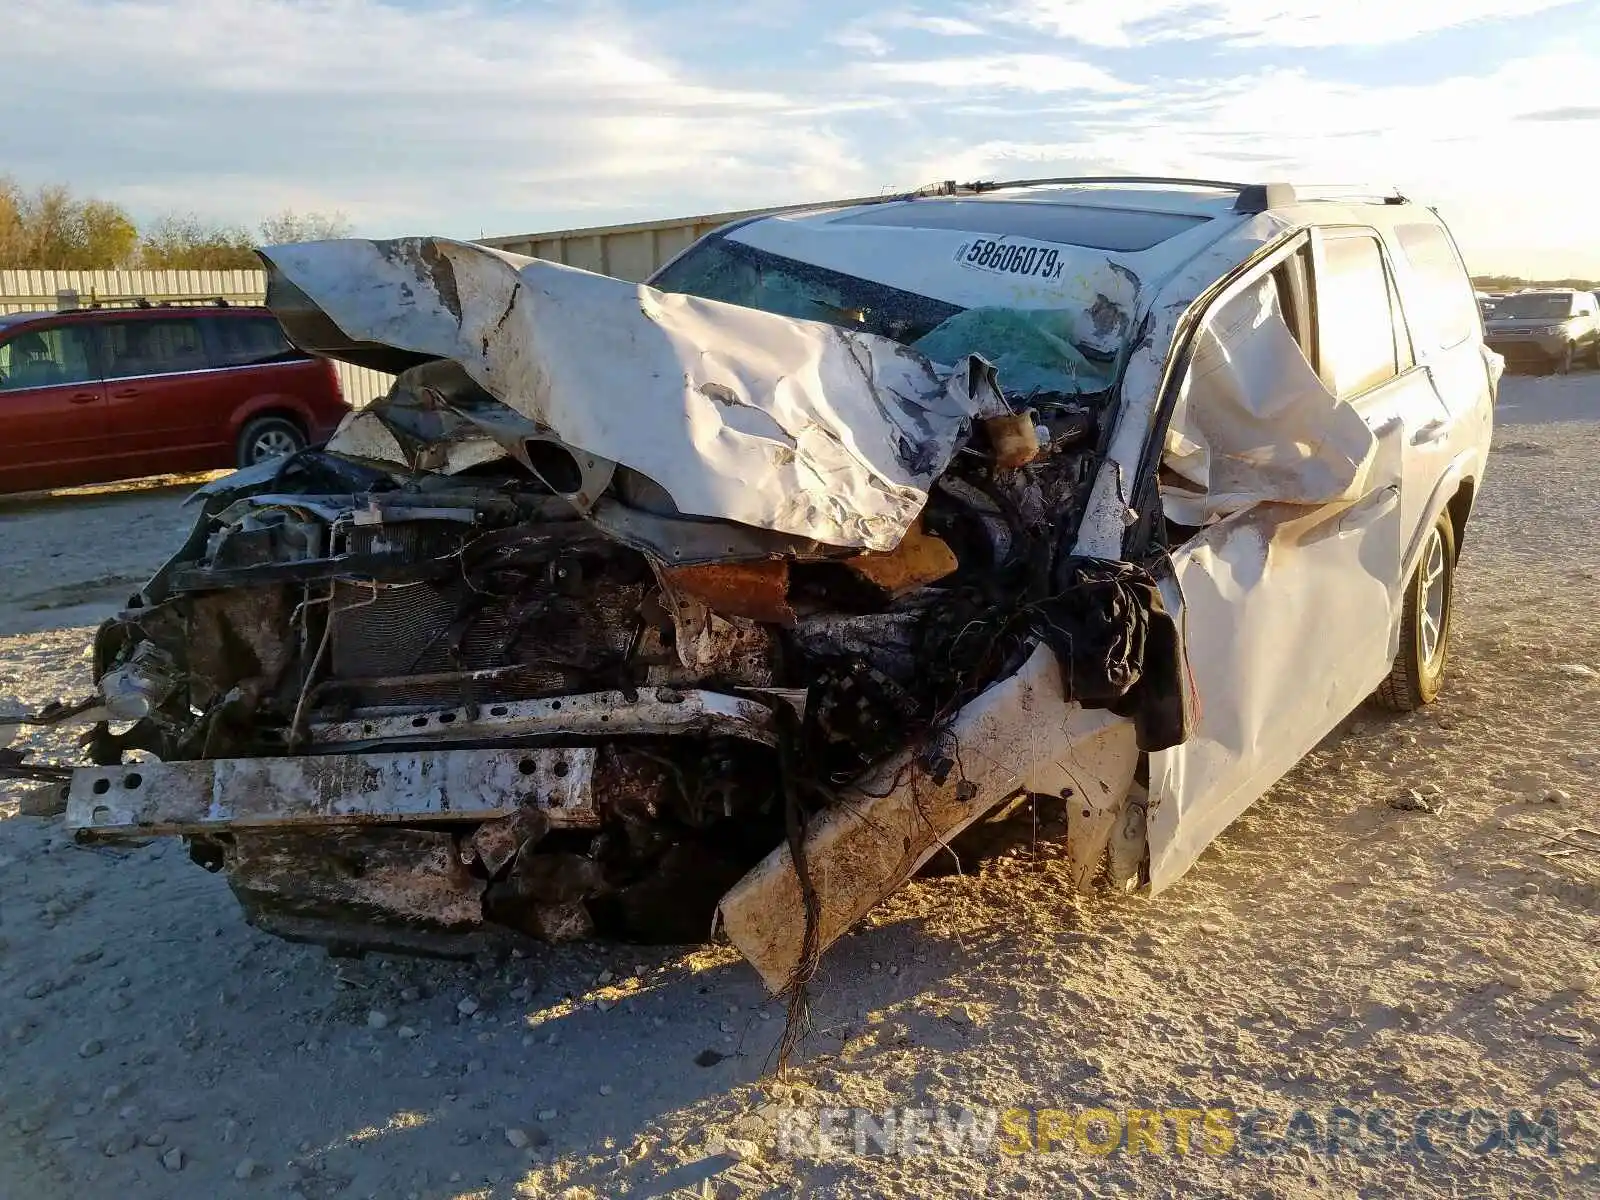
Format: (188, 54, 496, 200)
(206, 317, 301, 368)
(1316, 234, 1402, 398)
(1269, 245, 1315, 361)
(1394, 223, 1479, 351)
(0, 325, 98, 391)
(102, 319, 207, 380)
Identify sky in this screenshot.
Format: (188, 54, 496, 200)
(4, 0, 1599, 277)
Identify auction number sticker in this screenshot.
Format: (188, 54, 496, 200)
(953, 237, 1066, 281)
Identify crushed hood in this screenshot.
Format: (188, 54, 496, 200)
(259, 238, 1006, 552)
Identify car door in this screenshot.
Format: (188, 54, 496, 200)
(1144, 230, 1408, 890)
(98, 315, 221, 477)
(0, 321, 109, 491)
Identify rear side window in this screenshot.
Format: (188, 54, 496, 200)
(102, 319, 206, 379)
(206, 316, 301, 367)
(1317, 234, 1405, 398)
(1395, 223, 1479, 350)
(0, 325, 97, 390)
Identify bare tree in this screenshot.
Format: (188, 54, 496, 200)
(258, 209, 352, 245)
(137, 213, 259, 270)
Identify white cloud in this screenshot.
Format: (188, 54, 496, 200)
(994, 0, 1576, 48)
(1, 0, 1595, 275)
(834, 8, 988, 56)
(860, 53, 1135, 92)
(0, 0, 867, 234)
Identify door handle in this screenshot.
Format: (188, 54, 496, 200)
(69, 392, 99, 405)
(110, 387, 141, 398)
(1411, 419, 1449, 446)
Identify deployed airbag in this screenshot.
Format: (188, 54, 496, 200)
(1161, 276, 1377, 526)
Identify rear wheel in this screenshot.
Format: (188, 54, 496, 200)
(1376, 512, 1456, 711)
(236, 416, 306, 468)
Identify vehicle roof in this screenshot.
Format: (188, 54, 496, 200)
(683, 177, 1439, 316)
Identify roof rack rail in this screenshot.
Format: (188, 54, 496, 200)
(945, 176, 1410, 214)
(964, 174, 1257, 196)
(73, 295, 236, 312)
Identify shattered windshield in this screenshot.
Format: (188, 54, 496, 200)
(1493, 293, 1573, 319)
(652, 232, 1115, 395)
(651, 231, 962, 345)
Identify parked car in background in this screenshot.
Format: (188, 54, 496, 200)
(1482, 288, 1600, 373)
(0, 300, 350, 493)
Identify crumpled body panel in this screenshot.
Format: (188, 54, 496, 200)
(260, 238, 1004, 552)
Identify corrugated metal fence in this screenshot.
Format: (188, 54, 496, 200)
(478, 194, 880, 281)
(0, 196, 865, 408)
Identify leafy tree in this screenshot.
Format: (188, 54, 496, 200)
(0, 178, 356, 269)
(0, 177, 139, 268)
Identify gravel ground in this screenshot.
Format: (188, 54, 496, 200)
(0, 374, 1596, 1199)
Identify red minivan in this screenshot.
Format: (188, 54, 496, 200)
(0, 301, 352, 493)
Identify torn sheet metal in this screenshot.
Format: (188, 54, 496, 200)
(261, 237, 1007, 552)
(67, 748, 599, 837)
(308, 688, 784, 749)
(718, 643, 1139, 992)
(1160, 273, 1376, 526)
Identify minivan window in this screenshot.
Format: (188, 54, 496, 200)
(103, 319, 207, 379)
(1317, 234, 1401, 398)
(0, 325, 97, 391)
(206, 316, 302, 368)
(1395, 223, 1479, 350)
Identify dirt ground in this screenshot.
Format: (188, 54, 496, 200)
(1, 374, 1596, 1199)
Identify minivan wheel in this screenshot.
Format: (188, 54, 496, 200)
(237, 416, 307, 468)
(1376, 512, 1456, 711)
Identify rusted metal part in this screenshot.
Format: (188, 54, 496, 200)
(226, 828, 490, 959)
(840, 520, 959, 598)
(187, 588, 295, 708)
(65, 747, 599, 838)
(464, 808, 552, 876)
(661, 560, 796, 625)
(310, 688, 783, 750)
(982, 412, 1042, 469)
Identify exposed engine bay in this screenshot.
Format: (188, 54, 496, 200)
(3, 237, 1187, 990)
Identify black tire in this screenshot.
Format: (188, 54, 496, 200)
(236, 416, 307, 469)
(1377, 511, 1456, 711)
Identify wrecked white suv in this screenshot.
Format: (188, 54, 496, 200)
(4, 178, 1497, 990)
